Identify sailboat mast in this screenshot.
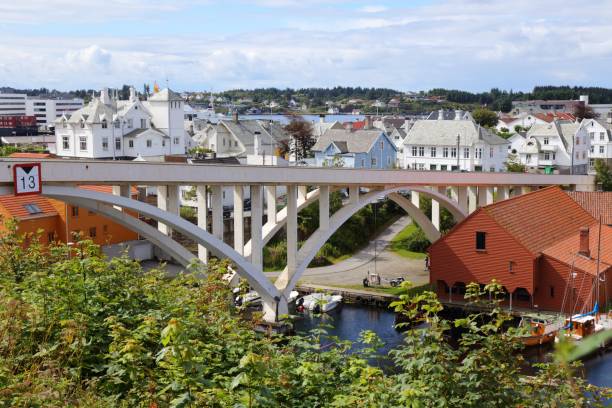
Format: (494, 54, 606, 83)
(594, 217, 603, 321)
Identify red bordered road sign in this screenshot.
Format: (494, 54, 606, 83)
(13, 163, 42, 196)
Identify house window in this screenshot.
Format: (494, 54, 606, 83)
(127, 119, 133, 128)
(440, 164, 447, 171)
(576, 137, 580, 145)
(600, 132, 605, 141)
(80, 120, 85, 128)
(591, 146, 595, 153)
(89, 227, 96, 238)
(380, 141, 384, 150)
(101, 120, 107, 129)
(102, 137, 108, 150)
(79, 136, 87, 151)
(451, 147, 457, 158)
(47, 232, 55, 242)
(543, 137, 549, 145)
(411, 146, 417, 156)
(146, 139, 152, 148)
(600, 146, 605, 154)
(431, 147, 437, 157)
(544, 152, 550, 160)
(526, 154, 531, 161)
(418, 146, 425, 156)
(509, 261, 515, 273)
(115, 137, 121, 150)
(552, 153, 556, 160)
(417, 163, 425, 170)
(475, 231, 486, 250)
(128, 140, 134, 148)
(24, 203, 42, 214)
(62, 136, 70, 150)
(140, 118, 146, 128)
(114, 120, 120, 129)
(463, 147, 469, 159)
(387, 157, 391, 166)
(223, 138, 226, 146)
(550, 286, 555, 298)
(371, 157, 377, 166)
(361, 159, 365, 167)
(71, 206, 79, 217)
(489, 147, 494, 158)
(234, 140, 238, 147)
(443, 147, 449, 158)
(162, 140, 166, 147)
(174, 137, 180, 145)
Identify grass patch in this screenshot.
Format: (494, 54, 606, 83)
(329, 283, 434, 297)
(389, 223, 427, 260)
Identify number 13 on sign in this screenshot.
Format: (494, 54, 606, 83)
(13, 163, 42, 196)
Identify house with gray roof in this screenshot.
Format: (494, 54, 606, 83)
(311, 127, 397, 168)
(402, 114, 509, 172)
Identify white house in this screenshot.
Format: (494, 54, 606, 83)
(581, 118, 612, 174)
(402, 112, 509, 172)
(55, 87, 191, 159)
(514, 120, 589, 174)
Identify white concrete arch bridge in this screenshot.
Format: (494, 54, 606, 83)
(0, 160, 595, 321)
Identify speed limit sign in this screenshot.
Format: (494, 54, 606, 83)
(13, 163, 42, 196)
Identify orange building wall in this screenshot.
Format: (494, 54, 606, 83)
(429, 210, 536, 297)
(0, 214, 60, 246)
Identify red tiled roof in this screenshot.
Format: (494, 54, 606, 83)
(0, 194, 58, 219)
(533, 112, 576, 123)
(482, 186, 597, 253)
(543, 224, 612, 275)
(8, 152, 54, 158)
(344, 120, 365, 130)
(565, 191, 612, 225)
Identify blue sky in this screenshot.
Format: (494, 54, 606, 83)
(1, 0, 612, 92)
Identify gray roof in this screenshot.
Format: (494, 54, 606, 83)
(427, 110, 473, 121)
(61, 98, 114, 124)
(403, 120, 508, 147)
(124, 127, 169, 139)
(312, 129, 394, 153)
(220, 119, 289, 156)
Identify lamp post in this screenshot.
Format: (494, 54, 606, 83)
(456, 134, 460, 171)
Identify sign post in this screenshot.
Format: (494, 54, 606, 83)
(13, 163, 42, 196)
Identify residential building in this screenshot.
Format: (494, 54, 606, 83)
(580, 118, 612, 173)
(55, 87, 190, 159)
(0, 92, 27, 116)
(513, 120, 589, 174)
(26, 97, 84, 129)
(402, 110, 509, 172)
(429, 186, 611, 313)
(0, 185, 139, 249)
(311, 126, 397, 169)
(496, 112, 575, 134)
(511, 96, 586, 115)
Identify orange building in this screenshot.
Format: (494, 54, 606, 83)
(429, 186, 612, 313)
(0, 186, 139, 247)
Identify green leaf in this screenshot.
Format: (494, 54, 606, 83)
(566, 329, 612, 362)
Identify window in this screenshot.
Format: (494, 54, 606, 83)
(174, 137, 180, 145)
(114, 120, 120, 129)
(79, 136, 87, 151)
(128, 140, 134, 148)
(371, 157, 377, 166)
(526, 154, 531, 161)
(463, 147, 469, 159)
(430, 164, 436, 170)
(223, 138, 226, 146)
(102, 137, 108, 150)
(590, 132, 595, 141)
(62, 136, 70, 150)
(23, 203, 41, 214)
(146, 139, 152, 148)
(417, 163, 425, 170)
(550, 286, 555, 298)
(127, 119, 133, 128)
(443, 147, 449, 158)
(489, 147, 494, 158)
(418, 146, 425, 156)
(440, 164, 448, 171)
(89, 227, 96, 238)
(489, 166, 495, 172)
(431, 147, 437, 157)
(361, 159, 365, 167)
(80, 120, 85, 129)
(162, 140, 166, 147)
(543, 137, 549, 145)
(509, 261, 515, 273)
(576, 137, 580, 145)
(591, 146, 595, 153)
(600, 146, 605, 154)
(475, 231, 486, 250)
(552, 153, 556, 160)
(115, 137, 121, 150)
(601, 132, 606, 141)
(412, 146, 417, 156)
(451, 147, 457, 158)
(62, 121, 67, 128)
(71, 206, 79, 217)
(140, 118, 146, 128)
(47, 232, 55, 243)
(101, 120, 107, 129)
(387, 156, 391, 166)
(582, 151, 586, 160)
(380, 141, 384, 150)
(544, 152, 550, 160)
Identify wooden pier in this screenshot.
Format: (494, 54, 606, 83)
(296, 284, 398, 307)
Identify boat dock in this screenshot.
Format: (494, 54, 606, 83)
(296, 284, 397, 307)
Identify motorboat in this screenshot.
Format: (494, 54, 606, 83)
(235, 289, 300, 308)
(297, 293, 343, 313)
(517, 315, 558, 347)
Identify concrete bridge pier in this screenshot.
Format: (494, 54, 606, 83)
(196, 185, 208, 262)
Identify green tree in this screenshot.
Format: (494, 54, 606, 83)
(472, 107, 499, 127)
(505, 153, 526, 173)
(284, 116, 315, 161)
(594, 159, 612, 191)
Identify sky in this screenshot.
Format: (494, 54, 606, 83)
(1, 0, 612, 92)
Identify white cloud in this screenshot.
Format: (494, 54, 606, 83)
(359, 5, 388, 13)
(65, 45, 112, 69)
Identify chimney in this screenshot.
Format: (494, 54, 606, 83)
(579, 227, 591, 258)
(100, 87, 111, 105)
(254, 131, 260, 156)
(438, 109, 444, 120)
(455, 109, 463, 120)
(233, 110, 239, 123)
(129, 86, 136, 102)
(364, 115, 372, 129)
(319, 114, 325, 123)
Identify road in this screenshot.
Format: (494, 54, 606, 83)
(267, 216, 430, 288)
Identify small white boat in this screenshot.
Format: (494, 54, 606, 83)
(235, 290, 300, 307)
(288, 290, 300, 303)
(297, 293, 343, 313)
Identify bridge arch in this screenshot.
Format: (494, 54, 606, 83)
(42, 186, 281, 305)
(275, 186, 466, 297)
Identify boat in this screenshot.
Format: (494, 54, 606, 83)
(235, 290, 300, 308)
(297, 293, 343, 313)
(517, 315, 558, 347)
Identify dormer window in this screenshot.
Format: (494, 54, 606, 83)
(80, 120, 85, 129)
(543, 137, 549, 145)
(101, 119, 108, 129)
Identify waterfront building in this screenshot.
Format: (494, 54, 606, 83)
(580, 118, 612, 174)
(311, 124, 397, 169)
(0, 92, 27, 116)
(402, 110, 509, 171)
(511, 96, 587, 115)
(429, 186, 611, 313)
(25, 97, 83, 129)
(55, 87, 190, 159)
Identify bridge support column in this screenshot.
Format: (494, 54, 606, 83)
(467, 186, 478, 213)
(112, 184, 132, 211)
(411, 191, 420, 208)
(211, 185, 223, 241)
(262, 295, 289, 322)
(196, 185, 208, 262)
(233, 186, 244, 255)
(157, 185, 179, 236)
(265, 186, 277, 224)
(431, 186, 445, 231)
(298, 185, 308, 203)
(250, 185, 263, 269)
(319, 185, 330, 231)
(286, 185, 298, 279)
(349, 185, 359, 204)
(452, 186, 468, 214)
(497, 186, 510, 201)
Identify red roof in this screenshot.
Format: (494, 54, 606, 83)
(0, 194, 57, 219)
(344, 120, 365, 130)
(8, 152, 54, 158)
(481, 186, 596, 253)
(533, 112, 576, 123)
(565, 191, 612, 225)
(543, 224, 612, 275)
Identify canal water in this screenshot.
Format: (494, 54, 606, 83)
(292, 303, 612, 388)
